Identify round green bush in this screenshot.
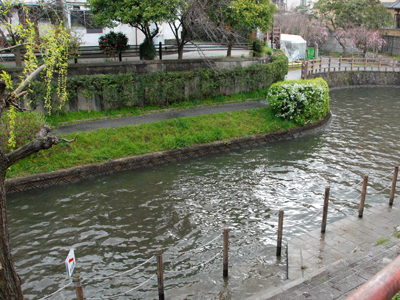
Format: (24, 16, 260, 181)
(139, 37, 156, 60)
(268, 78, 330, 125)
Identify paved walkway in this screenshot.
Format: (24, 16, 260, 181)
(248, 203, 400, 300)
(56, 101, 269, 134)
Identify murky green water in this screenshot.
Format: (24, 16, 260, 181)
(7, 87, 400, 299)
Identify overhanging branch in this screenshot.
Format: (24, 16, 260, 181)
(59, 133, 79, 143)
(5, 125, 57, 168)
(14, 64, 46, 95)
(0, 43, 29, 52)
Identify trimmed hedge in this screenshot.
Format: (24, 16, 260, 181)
(25, 50, 288, 112)
(268, 78, 329, 125)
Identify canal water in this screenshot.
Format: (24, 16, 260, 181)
(7, 87, 400, 299)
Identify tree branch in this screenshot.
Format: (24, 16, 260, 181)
(14, 64, 46, 95)
(8, 98, 27, 112)
(0, 43, 29, 53)
(5, 125, 58, 168)
(59, 133, 79, 143)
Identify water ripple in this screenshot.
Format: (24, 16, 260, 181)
(7, 87, 400, 299)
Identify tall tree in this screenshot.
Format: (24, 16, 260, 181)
(88, 0, 176, 44)
(185, 0, 276, 57)
(224, 0, 277, 57)
(0, 17, 75, 300)
(166, 0, 194, 59)
(0, 0, 67, 66)
(313, 0, 392, 52)
(275, 12, 328, 48)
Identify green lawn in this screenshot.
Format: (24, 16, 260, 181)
(45, 88, 271, 126)
(7, 107, 298, 179)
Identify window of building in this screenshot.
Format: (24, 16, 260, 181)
(70, 10, 102, 34)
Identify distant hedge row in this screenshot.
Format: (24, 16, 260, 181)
(26, 50, 288, 112)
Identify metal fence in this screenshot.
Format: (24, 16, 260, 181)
(0, 42, 251, 62)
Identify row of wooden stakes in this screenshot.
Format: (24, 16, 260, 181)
(70, 165, 399, 300)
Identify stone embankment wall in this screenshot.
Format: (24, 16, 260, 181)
(309, 71, 400, 88)
(23, 52, 288, 114)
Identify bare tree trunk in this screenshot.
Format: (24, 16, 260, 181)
(13, 47, 22, 68)
(226, 40, 233, 58)
(0, 150, 24, 300)
(178, 43, 184, 60)
(0, 125, 62, 299)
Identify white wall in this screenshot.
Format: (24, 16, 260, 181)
(71, 22, 146, 47)
(5, 0, 181, 47)
(286, 0, 315, 10)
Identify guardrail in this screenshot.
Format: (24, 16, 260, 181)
(345, 255, 400, 300)
(301, 56, 400, 79)
(0, 42, 251, 62)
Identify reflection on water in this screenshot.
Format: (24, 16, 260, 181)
(7, 87, 400, 299)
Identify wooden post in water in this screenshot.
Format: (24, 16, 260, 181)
(389, 166, 399, 206)
(321, 186, 330, 234)
(156, 248, 165, 300)
(276, 209, 284, 257)
(286, 244, 289, 279)
(339, 56, 342, 71)
(358, 175, 368, 218)
(73, 274, 85, 300)
(223, 227, 229, 278)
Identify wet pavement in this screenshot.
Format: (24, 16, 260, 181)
(247, 203, 400, 300)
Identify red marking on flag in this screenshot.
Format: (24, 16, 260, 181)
(69, 258, 74, 263)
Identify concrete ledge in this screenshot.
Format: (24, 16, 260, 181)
(5, 112, 332, 194)
(309, 71, 400, 88)
(3, 57, 271, 79)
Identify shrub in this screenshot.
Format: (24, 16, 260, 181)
(139, 37, 156, 60)
(28, 50, 289, 111)
(251, 41, 272, 57)
(268, 78, 329, 125)
(263, 45, 273, 55)
(251, 39, 264, 57)
(0, 109, 45, 153)
(99, 31, 130, 61)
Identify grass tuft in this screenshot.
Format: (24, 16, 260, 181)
(376, 237, 389, 245)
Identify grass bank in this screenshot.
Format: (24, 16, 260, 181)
(7, 107, 298, 179)
(45, 88, 271, 126)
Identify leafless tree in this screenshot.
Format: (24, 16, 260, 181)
(183, 0, 249, 57)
